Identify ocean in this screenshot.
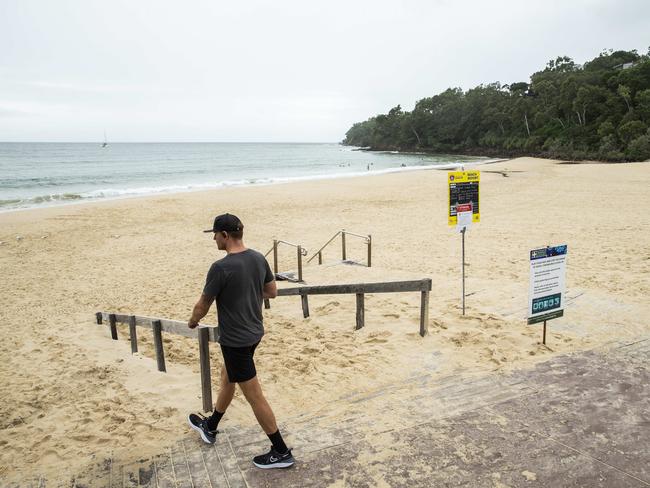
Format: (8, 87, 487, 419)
(0, 143, 492, 212)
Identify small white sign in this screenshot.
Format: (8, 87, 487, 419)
(456, 211, 472, 232)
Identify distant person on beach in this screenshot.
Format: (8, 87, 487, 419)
(187, 213, 294, 469)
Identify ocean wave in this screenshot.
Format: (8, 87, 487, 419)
(0, 160, 497, 212)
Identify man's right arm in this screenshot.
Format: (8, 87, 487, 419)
(263, 280, 277, 299)
(188, 293, 215, 328)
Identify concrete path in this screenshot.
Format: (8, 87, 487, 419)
(11, 338, 649, 487)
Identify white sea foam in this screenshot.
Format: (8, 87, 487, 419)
(0, 143, 499, 212)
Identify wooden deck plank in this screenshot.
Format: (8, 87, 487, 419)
(215, 436, 249, 488)
(180, 440, 213, 488)
(169, 443, 193, 488)
(152, 452, 176, 488)
(197, 441, 231, 487)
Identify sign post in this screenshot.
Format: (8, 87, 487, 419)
(527, 245, 567, 344)
(448, 170, 480, 315)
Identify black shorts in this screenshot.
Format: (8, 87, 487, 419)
(220, 341, 260, 383)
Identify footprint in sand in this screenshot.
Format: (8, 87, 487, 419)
(383, 313, 400, 319)
(316, 300, 340, 313)
(364, 337, 388, 344)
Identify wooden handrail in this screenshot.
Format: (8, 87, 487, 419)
(96, 312, 218, 412)
(272, 278, 431, 336)
(277, 279, 431, 296)
(96, 312, 219, 342)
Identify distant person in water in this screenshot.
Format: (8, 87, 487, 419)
(187, 213, 294, 469)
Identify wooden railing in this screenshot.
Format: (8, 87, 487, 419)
(269, 278, 432, 336)
(307, 229, 372, 267)
(95, 312, 218, 412)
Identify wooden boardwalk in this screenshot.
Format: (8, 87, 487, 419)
(7, 338, 650, 487)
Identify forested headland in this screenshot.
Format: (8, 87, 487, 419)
(342, 49, 650, 162)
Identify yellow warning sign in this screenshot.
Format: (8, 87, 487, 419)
(448, 170, 480, 226)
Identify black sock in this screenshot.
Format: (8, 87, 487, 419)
(267, 430, 288, 454)
(207, 409, 224, 431)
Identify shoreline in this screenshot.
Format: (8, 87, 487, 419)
(0, 156, 506, 216)
(348, 144, 647, 164)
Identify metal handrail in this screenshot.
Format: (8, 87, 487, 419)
(307, 231, 343, 262)
(264, 239, 307, 281)
(307, 229, 372, 267)
(264, 240, 308, 257)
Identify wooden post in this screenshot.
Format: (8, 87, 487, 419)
(297, 245, 303, 282)
(95, 312, 103, 325)
(264, 299, 270, 309)
(152, 320, 166, 372)
(367, 235, 372, 267)
(109, 313, 118, 340)
(198, 328, 213, 412)
(129, 315, 138, 353)
(355, 293, 364, 330)
(420, 290, 430, 337)
(341, 230, 346, 260)
(301, 294, 310, 318)
(273, 239, 278, 274)
(318, 251, 322, 265)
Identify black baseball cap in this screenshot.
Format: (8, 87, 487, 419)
(203, 213, 243, 233)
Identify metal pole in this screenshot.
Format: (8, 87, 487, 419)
(461, 228, 466, 315)
(367, 235, 372, 267)
(297, 245, 303, 282)
(543, 320, 547, 345)
(273, 239, 278, 274)
(341, 230, 346, 261)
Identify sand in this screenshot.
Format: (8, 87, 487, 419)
(1, 157, 649, 483)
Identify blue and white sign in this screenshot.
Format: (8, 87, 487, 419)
(528, 245, 567, 325)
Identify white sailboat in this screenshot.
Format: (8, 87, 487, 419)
(102, 130, 108, 148)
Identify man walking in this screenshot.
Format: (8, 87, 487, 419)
(187, 213, 294, 469)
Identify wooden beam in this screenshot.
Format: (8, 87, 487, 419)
(198, 327, 212, 412)
(129, 315, 138, 353)
(420, 290, 430, 337)
(341, 230, 346, 260)
(152, 320, 166, 372)
(109, 314, 118, 340)
(356, 293, 365, 330)
(301, 294, 310, 318)
(98, 313, 218, 342)
(277, 279, 432, 296)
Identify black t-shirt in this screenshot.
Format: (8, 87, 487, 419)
(203, 249, 274, 347)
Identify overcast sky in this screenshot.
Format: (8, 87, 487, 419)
(1, 0, 648, 143)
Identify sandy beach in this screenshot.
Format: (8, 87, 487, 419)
(1, 157, 649, 484)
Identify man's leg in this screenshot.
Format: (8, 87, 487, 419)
(215, 366, 236, 412)
(238, 376, 278, 434)
(206, 366, 234, 431)
(239, 376, 294, 468)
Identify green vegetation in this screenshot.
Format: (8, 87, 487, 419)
(343, 49, 650, 161)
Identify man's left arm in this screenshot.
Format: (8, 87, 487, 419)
(188, 294, 215, 329)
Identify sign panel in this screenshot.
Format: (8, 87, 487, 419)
(448, 171, 480, 226)
(528, 245, 567, 325)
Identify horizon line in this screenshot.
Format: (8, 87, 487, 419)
(0, 140, 341, 144)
